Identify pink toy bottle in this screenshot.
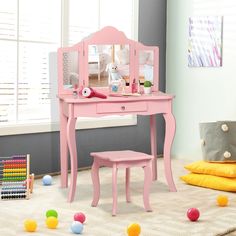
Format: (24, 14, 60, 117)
(131, 79, 138, 93)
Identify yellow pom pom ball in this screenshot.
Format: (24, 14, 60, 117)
(24, 219, 37, 232)
(217, 195, 228, 207)
(46, 216, 58, 229)
(127, 223, 141, 236)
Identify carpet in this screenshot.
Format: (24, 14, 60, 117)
(0, 159, 236, 236)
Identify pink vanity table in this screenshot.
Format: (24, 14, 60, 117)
(57, 27, 177, 202)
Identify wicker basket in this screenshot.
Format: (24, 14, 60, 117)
(199, 121, 236, 162)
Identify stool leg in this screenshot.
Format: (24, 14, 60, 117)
(143, 161, 152, 212)
(125, 168, 131, 203)
(91, 160, 100, 207)
(112, 164, 118, 216)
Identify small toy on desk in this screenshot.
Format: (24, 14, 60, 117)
(143, 80, 152, 94)
(106, 62, 123, 82)
(73, 84, 79, 97)
(217, 195, 228, 207)
(131, 79, 140, 93)
(187, 208, 200, 221)
(127, 223, 141, 236)
(106, 62, 126, 94)
(81, 87, 107, 99)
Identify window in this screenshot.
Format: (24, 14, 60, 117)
(0, 0, 61, 134)
(0, 0, 138, 136)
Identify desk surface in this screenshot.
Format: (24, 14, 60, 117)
(58, 91, 174, 104)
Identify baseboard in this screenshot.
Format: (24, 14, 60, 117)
(172, 154, 202, 161)
(34, 166, 92, 179)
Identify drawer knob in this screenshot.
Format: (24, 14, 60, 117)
(121, 106, 126, 111)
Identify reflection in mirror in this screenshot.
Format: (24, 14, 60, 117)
(138, 50, 154, 85)
(88, 44, 130, 91)
(62, 51, 79, 90)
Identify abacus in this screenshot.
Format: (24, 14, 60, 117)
(0, 154, 31, 200)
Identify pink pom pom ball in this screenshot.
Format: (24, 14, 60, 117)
(187, 208, 200, 222)
(74, 212, 86, 224)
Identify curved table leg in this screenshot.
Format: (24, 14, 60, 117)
(150, 115, 157, 181)
(91, 159, 100, 207)
(67, 105, 78, 202)
(163, 112, 177, 192)
(59, 100, 68, 188)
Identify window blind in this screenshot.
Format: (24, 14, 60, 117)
(0, 0, 60, 125)
(68, 0, 135, 45)
(0, 0, 17, 123)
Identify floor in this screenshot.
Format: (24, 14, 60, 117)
(0, 158, 236, 236)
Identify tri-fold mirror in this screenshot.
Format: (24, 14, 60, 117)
(62, 51, 79, 89)
(58, 26, 159, 95)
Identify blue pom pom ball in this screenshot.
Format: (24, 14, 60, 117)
(71, 221, 84, 234)
(42, 175, 52, 186)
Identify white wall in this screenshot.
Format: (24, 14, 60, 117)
(166, 0, 236, 160)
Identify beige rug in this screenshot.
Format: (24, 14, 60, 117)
(0, 159, 236, 236)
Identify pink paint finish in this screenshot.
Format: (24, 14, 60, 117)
(57, 26, 177, 202)
(90, 150, 153, 216)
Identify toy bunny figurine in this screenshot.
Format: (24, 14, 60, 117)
(106, 62, 123, 84)
(106, 62, 126, 94)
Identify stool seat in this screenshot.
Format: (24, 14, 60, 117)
(90, 150, 153, 216)
(90, 150, 153, 162)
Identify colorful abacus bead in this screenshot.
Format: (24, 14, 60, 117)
(0, 154, 30, 201)
(12, 155, 27, 159)
(2, 181, 26, 186)
(2, 177, 26, 181)
(3, 164, 27, 169)
(3, 168, 26, 172)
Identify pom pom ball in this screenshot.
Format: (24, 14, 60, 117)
(42, 175, 52, 185)
(187, 208, 200, 221)
(46, 216, 58, 229)
(127, 223, 141, 236)
(217, 195, 228, 207)
(46, 209, 58, 218)
(24, 219, 37, 232)
(74, 212, 86, 224)
(71, 221, 84, 234)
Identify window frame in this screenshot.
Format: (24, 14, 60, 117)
(0, 0, 139, 136)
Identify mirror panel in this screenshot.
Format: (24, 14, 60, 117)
(138, 49, 154, 85)
(62, 51, 79, 90)
(88, 44, 130, 92)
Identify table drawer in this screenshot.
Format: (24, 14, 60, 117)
(97, 101, 147, 114)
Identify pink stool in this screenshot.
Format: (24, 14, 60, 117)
(90, 150, 153, 216)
